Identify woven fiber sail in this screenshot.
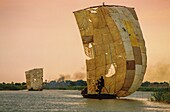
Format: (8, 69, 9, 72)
(74, 5, 147, 97)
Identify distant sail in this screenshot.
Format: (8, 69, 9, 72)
(25, 68, 43, 91)
(74, 5, 147, 97)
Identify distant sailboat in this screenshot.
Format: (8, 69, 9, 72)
(25, 68, 43, 91)
(74, 4, 147, 98)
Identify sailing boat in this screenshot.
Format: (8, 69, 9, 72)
(74, 4, 147, 98)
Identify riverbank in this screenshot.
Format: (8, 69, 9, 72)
(1, 83, 169, 92)
(0, 83, 26, 90)
(137, 86, 170, 92)
(43, 86, 86, 90)
(1, 83, 169, 103)
(151, 91, 170, 104)
(137, 87, 170, 103)
(0, 83, 85, 91)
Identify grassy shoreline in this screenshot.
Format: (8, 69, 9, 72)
(43, 86, 86, 90)
(0, 83, 26, 90)
(0, 84, 86, 91)
(1, 84, 169, 92)
(138, 87, 170, 103)
(137, 86, 170, 92)
(150, 92, 170, 104)
(1, 84, 169, 103)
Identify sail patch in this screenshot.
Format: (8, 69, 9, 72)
(105, 64, 116, 77)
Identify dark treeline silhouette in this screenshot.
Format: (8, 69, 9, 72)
(141, 81, 169, 87)
(0, 81, 169, 91)
(0, 82, 26, 90)
(43, 80, 87, 90)
(138, 81, 170, 92)
(0, 80, 87, 90)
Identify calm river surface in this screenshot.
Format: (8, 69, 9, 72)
(0, 90, 169, 112)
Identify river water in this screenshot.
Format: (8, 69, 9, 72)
(0, 90, 169, 112)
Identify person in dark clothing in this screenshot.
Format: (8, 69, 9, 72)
(96, 76, 104, 95)
(81, 87, 87, 95)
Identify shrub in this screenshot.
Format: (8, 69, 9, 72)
(151, 92, 170, 103)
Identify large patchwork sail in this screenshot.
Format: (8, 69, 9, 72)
(74, 5, 147, 97)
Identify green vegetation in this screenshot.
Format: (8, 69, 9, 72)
(0, 80, 87, 91)
(139, 81, 170, 103)
(137, 86, 170, 92)
(0, 80, 169, 93)
(0, 82, 26, 90)
(151, 91, 170, 103)
(137, 81, 169, 92)
(44, 86, 86, 90)
(43, 80, 87, 90)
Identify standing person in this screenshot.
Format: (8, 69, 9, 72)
(96, 76, 105, 95)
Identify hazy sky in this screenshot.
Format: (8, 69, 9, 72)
(0, 0, 170, 82)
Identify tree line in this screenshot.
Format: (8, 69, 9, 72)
(0, 81, 169, 91)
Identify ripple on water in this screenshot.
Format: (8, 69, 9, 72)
(0, 90, 170, 112)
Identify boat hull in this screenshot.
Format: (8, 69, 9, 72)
(82, 94, 116, 99)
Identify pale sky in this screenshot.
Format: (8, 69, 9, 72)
(0, 0, 170, 82)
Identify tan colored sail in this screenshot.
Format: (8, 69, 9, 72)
(74, 5, 147, 97)
(25, 68, 43, 91)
